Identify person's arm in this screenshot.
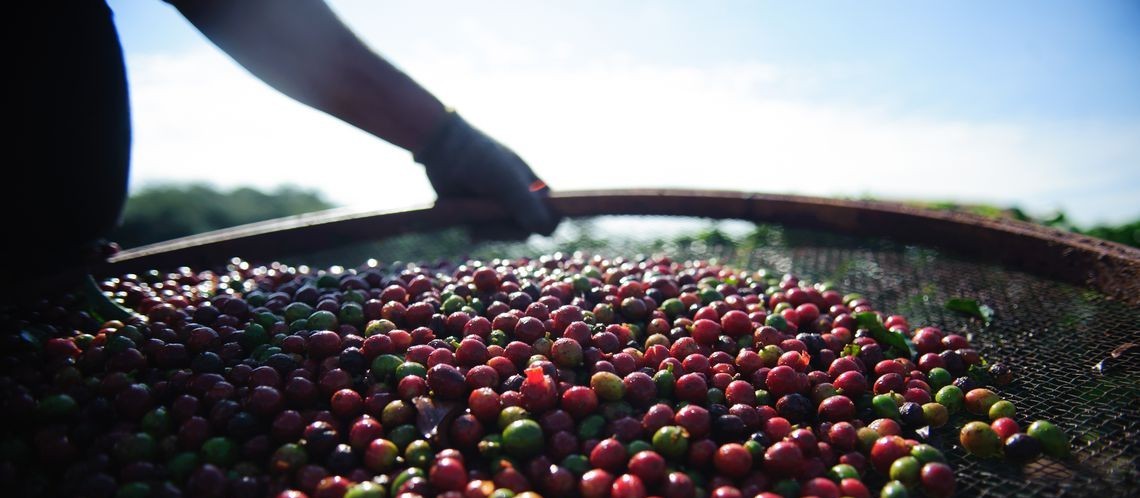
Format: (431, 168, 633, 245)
(166, 0, 560, 234)
(168, 0, 444, 151)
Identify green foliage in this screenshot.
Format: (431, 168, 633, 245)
(1081, 220, 1140, 248)
(912, 200, 1140, 248)
(855, 311, 915, 359)
(111, 184, 334, 248)
(694, 227, 734, 247)
(945, 298, 995, 326)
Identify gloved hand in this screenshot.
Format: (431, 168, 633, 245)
(414, 111, 561, 236)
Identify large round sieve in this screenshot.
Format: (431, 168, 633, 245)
(101, 189, 1140, 496)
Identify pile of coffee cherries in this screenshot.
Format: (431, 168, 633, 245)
(0, 254, 1070, 498)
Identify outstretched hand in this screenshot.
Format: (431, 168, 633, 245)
(415, 112, 561, 236)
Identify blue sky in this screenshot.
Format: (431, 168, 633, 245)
(107, 0, 1139, 225)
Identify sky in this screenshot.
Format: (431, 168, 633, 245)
(107, 0, 1140, 226)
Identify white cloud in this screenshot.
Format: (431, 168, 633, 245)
(125, 47, 1140, 226)
(128, 50, 434, 210)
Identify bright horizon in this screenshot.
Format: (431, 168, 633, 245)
(108, 0, 1140, 226)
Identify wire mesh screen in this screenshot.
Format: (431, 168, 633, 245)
(290, 216, 1139, 497)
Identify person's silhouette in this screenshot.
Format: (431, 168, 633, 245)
(8, 0, 560, 298)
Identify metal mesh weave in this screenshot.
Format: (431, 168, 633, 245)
(292, 216, 1139, 497)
